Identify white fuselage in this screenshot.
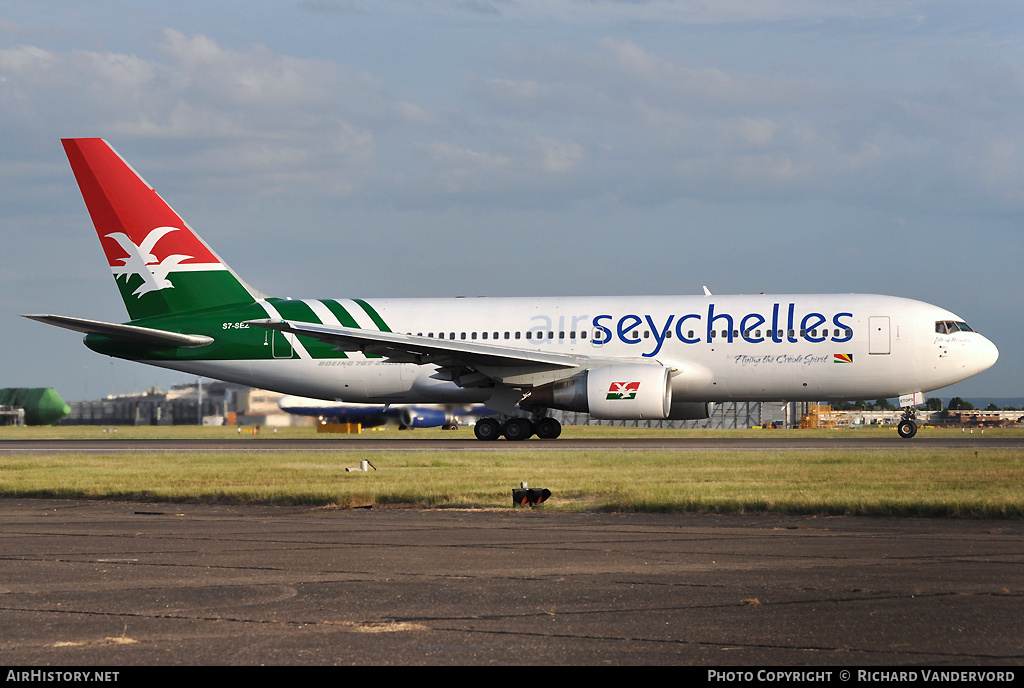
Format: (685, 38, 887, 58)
(146, 293, 999, 406)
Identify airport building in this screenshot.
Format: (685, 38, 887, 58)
(63, 382, 312, 427)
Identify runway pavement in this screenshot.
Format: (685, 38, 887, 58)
(1, 435, 1022, 452)
(1, 498, 1022, 666)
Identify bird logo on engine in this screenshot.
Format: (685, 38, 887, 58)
(606, 381, 640, 401)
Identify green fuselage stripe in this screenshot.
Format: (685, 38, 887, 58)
(321, 300, 360, 328)
(269, 299, 349, 359)
(269, 299, 319, 323)
(354, 299, 392, 332)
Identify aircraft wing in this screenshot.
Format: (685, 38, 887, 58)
(247, 319, 582, 370)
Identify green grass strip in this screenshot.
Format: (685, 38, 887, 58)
(1, 445, 1021, 517)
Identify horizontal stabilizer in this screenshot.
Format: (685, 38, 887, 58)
(23, 314, 214, 348)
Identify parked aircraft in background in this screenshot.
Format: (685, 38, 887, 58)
(277, 395, 486, 430)
(26, 139, 999, 440)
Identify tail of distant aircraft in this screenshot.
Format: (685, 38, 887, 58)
(61, 138, 258, 321)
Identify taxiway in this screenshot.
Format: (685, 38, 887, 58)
(1, 498, 1021, 665)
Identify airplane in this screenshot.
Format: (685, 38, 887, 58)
(25, 138, 999, 441)
(277, 395, 486, 430)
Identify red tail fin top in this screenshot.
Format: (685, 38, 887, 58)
(61, 138, 257, 320)
(61, 138, 220, 268)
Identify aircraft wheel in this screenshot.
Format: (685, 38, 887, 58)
(503, 417, 533, 441)
(534, 417, 561, 440)
(897, 419, 918, 439)
(474, 417, 501, 441)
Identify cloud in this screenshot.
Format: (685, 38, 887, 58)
(1, 31, 424, 208)
(429, 0, 907, 24)
(540, 138, 584, 173)
(157, 30, 336, 109)
(462, 37, 1024, 211)
(2, 23, 1023, 216)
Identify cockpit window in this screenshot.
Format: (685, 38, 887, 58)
(936, 320, 975, 334)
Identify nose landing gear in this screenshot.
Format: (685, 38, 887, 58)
(897, 407, 919, 439)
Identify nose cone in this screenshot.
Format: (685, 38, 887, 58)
(975, 335, 999, 375)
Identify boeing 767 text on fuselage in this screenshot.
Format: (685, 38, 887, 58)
(26, 139, 999, 440)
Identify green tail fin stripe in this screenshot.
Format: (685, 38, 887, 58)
(116, 269, 255, 321)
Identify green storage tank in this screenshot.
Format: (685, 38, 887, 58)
(0, 388, 72, 425)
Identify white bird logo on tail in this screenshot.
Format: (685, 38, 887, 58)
(105, 226, 193, 297)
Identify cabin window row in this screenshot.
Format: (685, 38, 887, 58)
(717, 328, 853, 339)
(408, 331, 590, 340)
(400, 328, 854, 341)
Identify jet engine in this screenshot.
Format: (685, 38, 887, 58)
(528, 365, 672, 420)
(399, 407, 454, 429)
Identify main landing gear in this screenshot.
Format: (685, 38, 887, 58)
(473, 416, 562, 441)
(897, 406, 919, 439)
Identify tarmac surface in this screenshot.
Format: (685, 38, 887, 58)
(1, 435, 1021, 453)
(1, 498, 1022, 666)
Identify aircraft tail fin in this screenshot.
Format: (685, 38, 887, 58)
(61, 138, 259, 321)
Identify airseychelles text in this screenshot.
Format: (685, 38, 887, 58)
(556, 302, 853, 357)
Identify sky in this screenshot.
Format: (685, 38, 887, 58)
(1, 0, 1021, 402)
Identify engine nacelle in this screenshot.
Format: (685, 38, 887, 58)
(529, 365, 673, 420)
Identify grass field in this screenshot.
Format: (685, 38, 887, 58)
(1, 425, 1022, 517)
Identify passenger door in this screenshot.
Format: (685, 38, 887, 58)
(868, 316, 890, 355)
